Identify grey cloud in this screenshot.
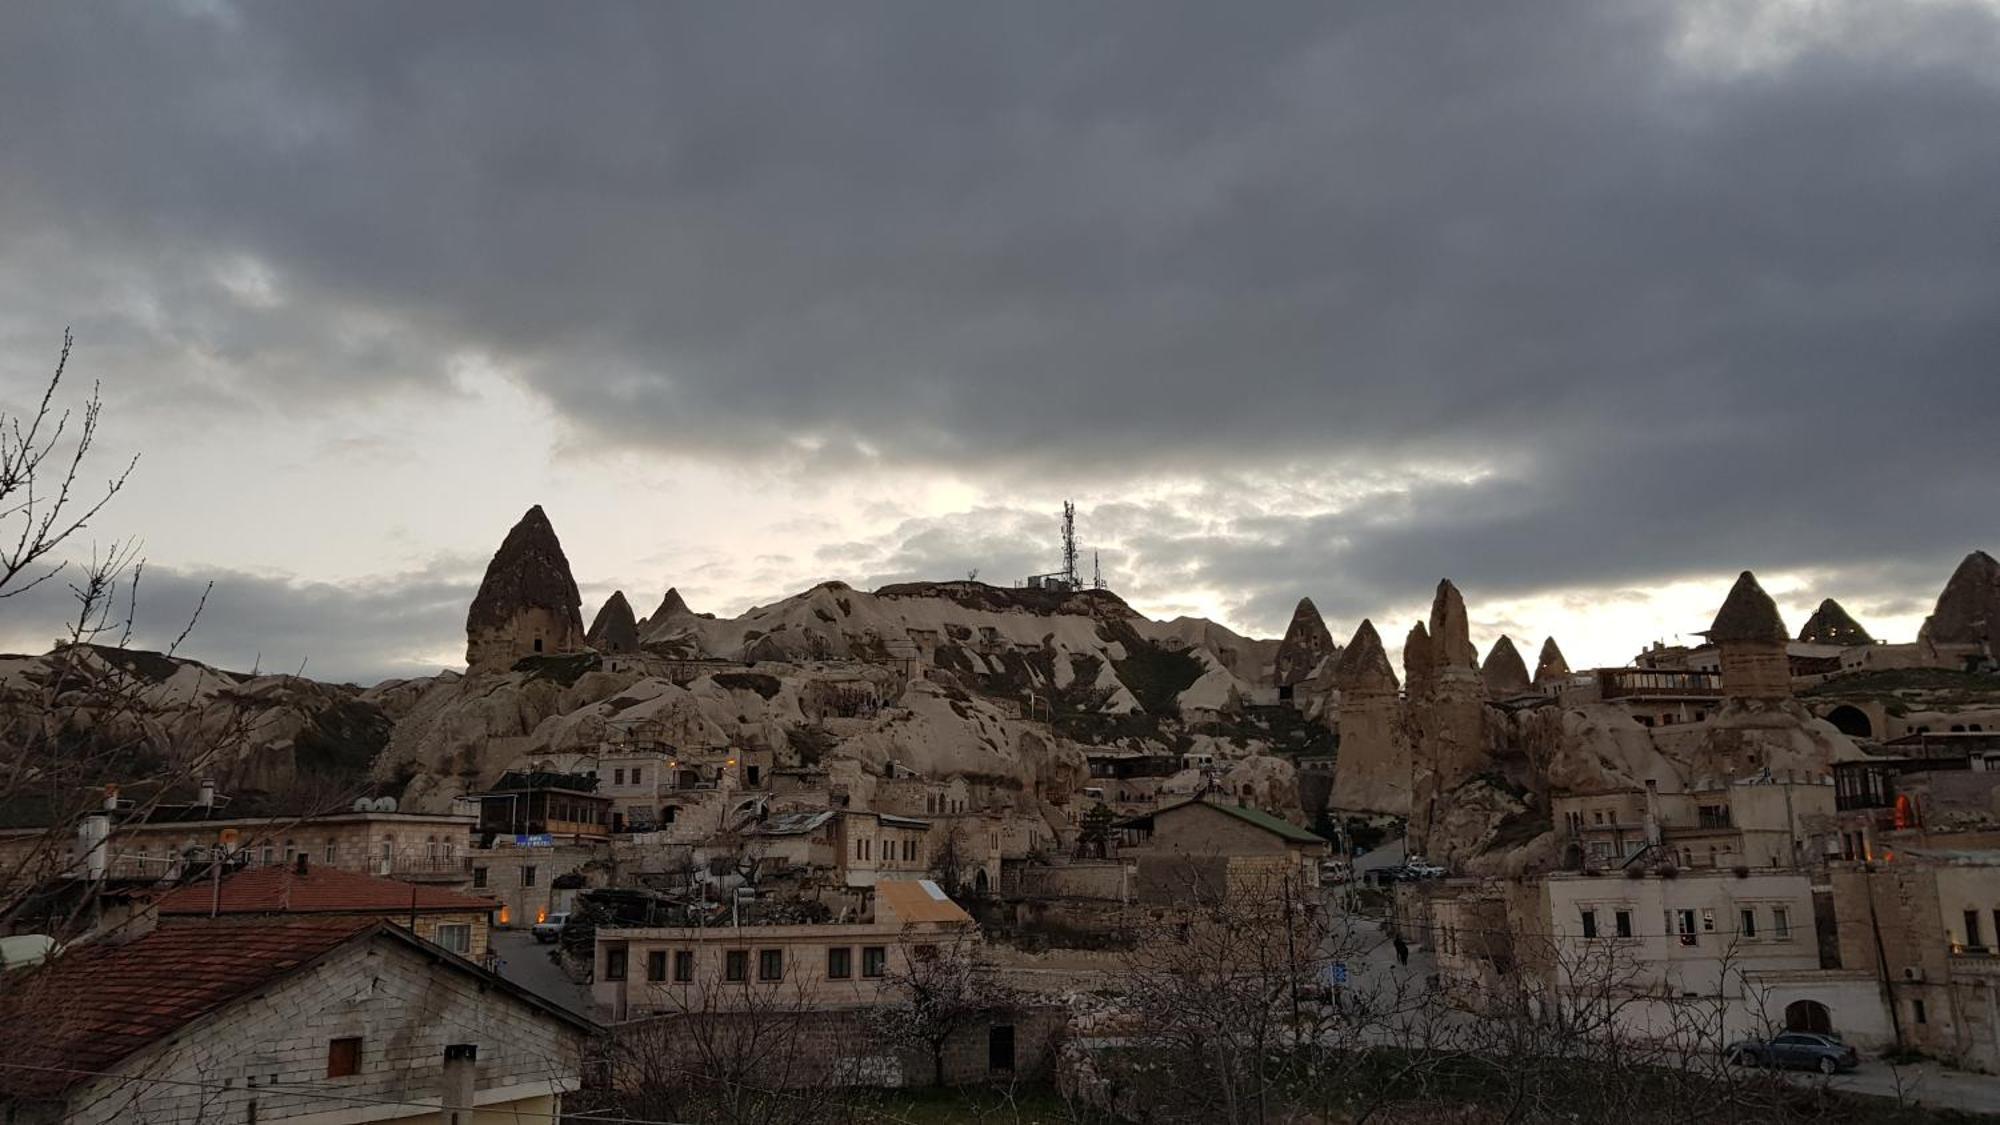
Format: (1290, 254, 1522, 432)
(0, 558, 479, 685)
(2, 1, 1996, 658)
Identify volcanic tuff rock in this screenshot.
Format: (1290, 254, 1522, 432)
(1533, 637, 1570, 687)
(1273, 597, 1338, 688)
(1404, 621, 1435, 700)
(1427, 580, 1480, 670)
(465, 505, 585, 671)
(585, 591, 640, 654)
(1330, 619, 1410, 815)
(1481, 635, 1532, 697)
(1798, 599, 1874, 646)
(1920, 550, 2000, 649)
(1708, 571, 1790, 645)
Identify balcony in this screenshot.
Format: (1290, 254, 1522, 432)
(384, 857, 472, 883)
(1597, 669, 1723, 702)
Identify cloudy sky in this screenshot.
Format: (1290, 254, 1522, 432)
(1, 1, 1995, 684)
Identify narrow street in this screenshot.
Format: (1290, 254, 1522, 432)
(488, 929, 598, 1019)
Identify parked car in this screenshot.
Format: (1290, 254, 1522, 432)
(1319, 859, 1353, 885)
(1400, 857, 1445, 880)
(531, 912, 570, 944)
(1725, 1032, 1858, 1075)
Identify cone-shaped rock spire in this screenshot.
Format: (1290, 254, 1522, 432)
(1427, 580, 1479, 669)
(652, 587, 694, 622)
(1404, 620, 1435, 697)
(1920, 550, 2000, 648)
(1533, 637, 1571, 687)
(1798, 599, 1874, 646)
(466, 505, 585, 669)
(1274, 597, 1338, 687)
(1707, 571, 1789, 645)
(1334, 619, 1398, 692)
(1481, 635, 1531, 696)
(586, 590, 640, 654)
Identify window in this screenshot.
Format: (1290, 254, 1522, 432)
(1968, 910, 1986, 950)
(604, 948, 627, 981)
(748, 765, 761, 786)
(1614, 909, 1633, 939)
(725, 950, 749, 982)
(862, 946, 887, 978)
(614, 768, 625, 785)
(904, 839, 917, 862)
(1674, 910, 1697, 946)
(632, 767, 643, 786)
(472, 866, 488, 889)
(325, 839, 337, 864)
(1580, 909, 1598, 939)
(261, 844, 275, 866)
(647, 950, 667, 982)
(326, 1037, 362, 1078)
(1914, 999, 1928, 1024)
(1701, 908, 1716, 933)
(435, 924, 471, 955)
(828, 946, 853, 979)
(1772, 906, 1791, 939)
(674, 950, 695, 982)
(1740, 909, 1757, 939)
(758, 949, 784, 981)
(522, 865, 537, 887)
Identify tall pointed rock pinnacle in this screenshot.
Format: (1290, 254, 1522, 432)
(1427, 580, 1479, 669)
(1481, 635, 1531, 696)
(1707, 571, 1789, 645)
(1334, 619, 1398, 692)
(1274, 596, 1338, 687)
(1534, 637, 1571, 687)
(1920, 550, 2000, 649)
(465, 505, 585, 670)
(653, 587, 694, 622)
(587, 590, 640, 654)
(1799, 599, 1874, 646)
(1404, 621, 1435, 697)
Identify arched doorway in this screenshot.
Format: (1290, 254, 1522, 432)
(1785, 999, 1832, 1034)
(1826, 705, 1872, 739)
(974, 868, 991, 895)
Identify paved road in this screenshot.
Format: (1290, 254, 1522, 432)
(1820, 1061, 2000, 1115)
(488, 929, 599, 1019)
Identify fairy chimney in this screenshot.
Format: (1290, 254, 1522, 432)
(1707, 571, 1791, 699)
(1918, 550, 2000, 662)
(1481, 635, 1531, 697)
(1274, 597, 1338, 689)
(465, 505, 586, 671)
(1797, 599, 1874, 646)
(1329, 619, 1409, 816)
(1533, 637, 1571, 689)
(586, 590, 640, 654)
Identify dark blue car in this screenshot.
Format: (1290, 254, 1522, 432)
(1725, 1032, 1859, 1075)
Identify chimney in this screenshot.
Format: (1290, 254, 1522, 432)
(442, 1044, 477, 1124)
(79, 814, 112, 880)
(1642, 780, 1663, 847)
(294, 852, 309, 877)
(197, 779, 216, 810)
(102, 784, 120, 811)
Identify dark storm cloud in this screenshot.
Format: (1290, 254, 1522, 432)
(2, 0, 1997, 648)
(0, 559, 478, 685)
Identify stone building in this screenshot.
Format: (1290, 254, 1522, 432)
(154, 855, 499, 957)
(0, 918, 594, 1123)
(465, 504, 586, 671)
(1117, 797, 1328, 904)
(594, 877, 975, 1019)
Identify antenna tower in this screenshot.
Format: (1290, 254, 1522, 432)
(1060, 501, 1079, 589)
(1092, 551, 1103, 591)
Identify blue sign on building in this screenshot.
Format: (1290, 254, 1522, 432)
(514, 833, 554, 848)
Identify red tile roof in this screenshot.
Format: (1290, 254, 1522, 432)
(0, 918, 378, 1099)
(153, 862, 496, 916)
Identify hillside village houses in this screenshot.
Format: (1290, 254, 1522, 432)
(7, 501, 2000, 1118)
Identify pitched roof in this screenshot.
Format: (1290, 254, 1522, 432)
(1157, 798, 1328, 844)
(1706, 570, 1790, 645)
(874, 878, 973, 925)
(0, 918, 595, 1101)
(153, 862, 497, 916)
(0, 918, 376, 1098)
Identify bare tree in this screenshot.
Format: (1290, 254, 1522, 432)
(868, 924, 1022, 1088)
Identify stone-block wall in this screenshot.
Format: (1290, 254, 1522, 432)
(58, 933, 588, 1124)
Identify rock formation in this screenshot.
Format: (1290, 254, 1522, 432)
(1329, 620, 1409, 815)
(1273, 597, 1338, 688)
(1919, 550, 2000, 658)
(465, 505, 586, 672)
(1409, 580, 1494, 856)
(1481, 635, 1532, 697)
(1798, 599, 1873, 646)
(1533, 637, 1571, 688)
(1404, 621, 1435, 701)
(586, 591, 640, 654)
(1707, 571, 1790, 699)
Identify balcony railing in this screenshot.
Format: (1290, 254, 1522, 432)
(384, 856, 472, 881)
